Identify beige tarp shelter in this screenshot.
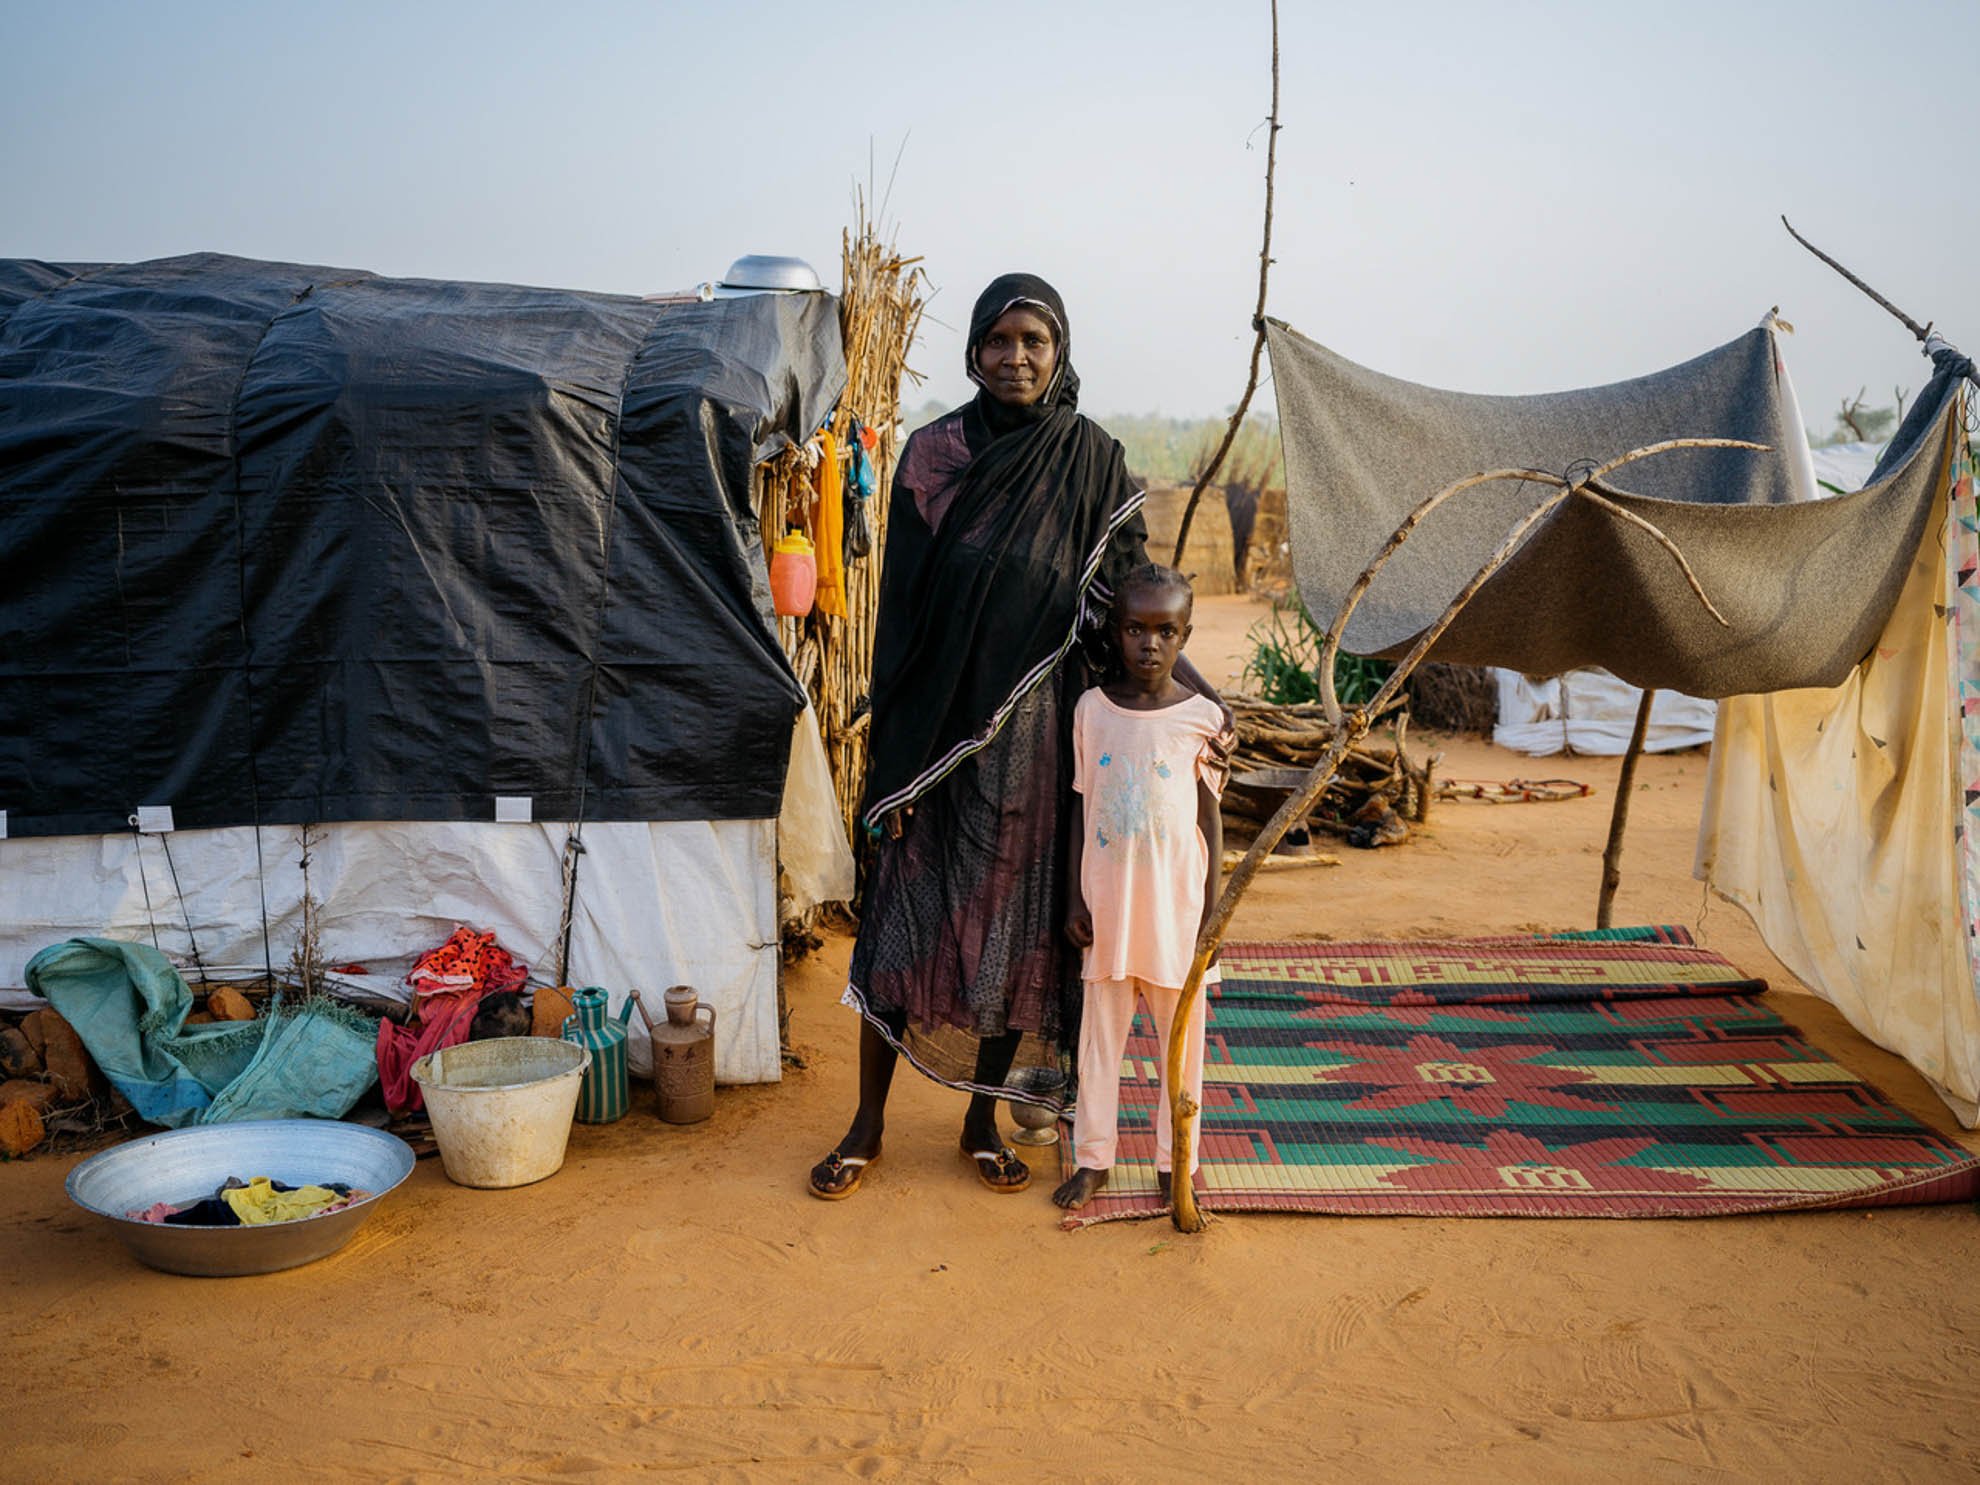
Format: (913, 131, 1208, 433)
(1700, 378, 1980, 1122)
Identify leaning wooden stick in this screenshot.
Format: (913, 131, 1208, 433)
(1172, 0, 1280, 568)
(1163, 439, 1758, 1232)
(1596, 688, 1657, 929)
(1782, 216, 1980, 395)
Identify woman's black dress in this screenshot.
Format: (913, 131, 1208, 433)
(845, 395, 1147, 1106)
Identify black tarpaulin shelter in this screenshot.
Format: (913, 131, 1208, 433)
(0, 252, 845, 838)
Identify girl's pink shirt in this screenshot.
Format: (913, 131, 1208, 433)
(1072, 688, 1226, 989)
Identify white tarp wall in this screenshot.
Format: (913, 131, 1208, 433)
(1492, 669, 1716, 755)
(1810, 440, 1886, 497)
(0, 708, 856, 1086)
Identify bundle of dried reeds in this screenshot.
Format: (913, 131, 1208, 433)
(756, 201, 927, 858)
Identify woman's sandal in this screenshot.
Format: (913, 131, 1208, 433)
(808, 1148, 880, 1201)
(960, 1143, 1031, 1194)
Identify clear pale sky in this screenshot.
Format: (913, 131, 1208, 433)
(4, 0, 1974, 437)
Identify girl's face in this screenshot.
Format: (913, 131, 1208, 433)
(1112, 587, 1193, 687)
(975, 306, 1058, 407)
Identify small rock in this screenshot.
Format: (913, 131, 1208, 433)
(0, 1027, 40, 1080)
(183, 1011, 215, 1026)
(207, 988, 256, 1022)
(0, 1079, 55, 1116)
(0, 1100, 44, 1157)
(24, 1010, 97, 1103)
(19, 1011, 49, 1058)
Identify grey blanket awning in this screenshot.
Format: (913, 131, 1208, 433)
(1269, 319, 1962, 698)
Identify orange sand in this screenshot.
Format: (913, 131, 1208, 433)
(5, 593, 1980, 1481)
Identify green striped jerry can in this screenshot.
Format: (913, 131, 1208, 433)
(562, 986, 632, 1123)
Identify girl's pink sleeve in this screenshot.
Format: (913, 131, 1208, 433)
(1195, 700, 1233, 796)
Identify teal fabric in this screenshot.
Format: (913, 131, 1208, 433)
(23, 938, 376, 1127)
(200, 1002, 379, 1125)
(27, 938, 211, 1122)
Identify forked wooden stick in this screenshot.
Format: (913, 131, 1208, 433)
(1163, 438, 1760, 1231)
(1579, 481, 1727, 626)
(1313, 438, 1759, 727)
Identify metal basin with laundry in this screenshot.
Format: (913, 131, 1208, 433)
(65, 1118, 416, 1277)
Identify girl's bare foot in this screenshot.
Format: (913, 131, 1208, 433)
(1052, 1167, 1110, 1209)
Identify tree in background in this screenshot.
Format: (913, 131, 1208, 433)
(1813, 386, 1907, 447)
(902, 400, 1280, 488)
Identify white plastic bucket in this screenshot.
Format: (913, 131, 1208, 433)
(411, 1037, 592, 1189)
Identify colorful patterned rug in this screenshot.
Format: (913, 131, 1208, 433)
(1058, 928, 1980, 1226)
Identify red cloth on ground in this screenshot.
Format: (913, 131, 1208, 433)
(376, 988, 483, 1115)
(376, 927, 530, 1114)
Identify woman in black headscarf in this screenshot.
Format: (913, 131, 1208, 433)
(809, 273, 1227, 1199)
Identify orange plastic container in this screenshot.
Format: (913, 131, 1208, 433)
(770, 530, 817, 616)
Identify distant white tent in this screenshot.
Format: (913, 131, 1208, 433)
(1492, 670, 1716, 756)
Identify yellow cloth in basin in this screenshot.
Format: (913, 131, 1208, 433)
(221, 1176, 340, 1225)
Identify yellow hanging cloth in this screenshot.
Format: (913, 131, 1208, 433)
(813, 430, 848, 619)
(221, 1175, 342, 1225)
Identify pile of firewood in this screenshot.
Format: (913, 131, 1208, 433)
(1221, 694, 1433, 848)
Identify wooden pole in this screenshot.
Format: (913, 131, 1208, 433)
(1164, 439, 1755, 1231)
(1782, 217, 1980, 395)
(1172, 0, 1280, 568)
(1595, 687, 1656, 929)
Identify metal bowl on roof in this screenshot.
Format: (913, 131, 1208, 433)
(719, 254, 823, 293)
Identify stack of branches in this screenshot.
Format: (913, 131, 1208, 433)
(756, 198, 928, 858)
(1221, 693, 1433, 847)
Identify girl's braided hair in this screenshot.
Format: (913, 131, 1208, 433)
(1111, 561, 1194, 619)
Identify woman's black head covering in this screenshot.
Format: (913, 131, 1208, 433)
(965, 272, 1081, 431)
(862, 273, 1146, 824)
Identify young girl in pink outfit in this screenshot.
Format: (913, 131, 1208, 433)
(1053, 563, 1225, 1211)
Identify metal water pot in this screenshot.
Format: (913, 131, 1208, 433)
(642, 985, 716, 1124)
(561, 986, 633, 1123)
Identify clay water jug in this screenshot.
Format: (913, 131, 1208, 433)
(561, 986, 633, 1123)
(649, 985, 717, 1125)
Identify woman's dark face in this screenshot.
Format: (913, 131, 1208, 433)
(974, 306, 1059, 407)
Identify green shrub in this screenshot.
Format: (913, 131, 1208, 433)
(1240, 601, 1391, 707)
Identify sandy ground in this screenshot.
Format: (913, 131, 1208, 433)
(6, 593, 1980, 1482)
